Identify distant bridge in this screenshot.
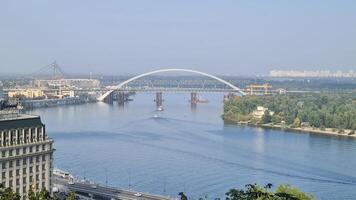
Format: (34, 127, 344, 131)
(97, 68, 246, 102)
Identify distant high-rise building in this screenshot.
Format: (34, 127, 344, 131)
(270, 70, 356, 78)
(0, 109, 54, 197)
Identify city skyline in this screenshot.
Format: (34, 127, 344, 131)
(1, 1, 356, 75)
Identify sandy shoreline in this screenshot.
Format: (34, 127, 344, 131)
(229, 121, 356, 138)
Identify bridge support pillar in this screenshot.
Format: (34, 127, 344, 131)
(155, 92, 163, 107)
(104, 92, 114, 104)
(191, 92, 198, 106)
(118, 91, 126, 106)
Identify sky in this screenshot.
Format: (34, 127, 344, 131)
(0, 0, 356, 76)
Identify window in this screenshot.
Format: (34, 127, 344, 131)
(2, 151, 5, 157)
(36, 145, 39, 152)
(23, 159, 27, 165)
(42, 145, 45, 151)
(16, 169, 20, 176)
(23, 148, 26, 154)
(16, 160, 20, 166)
(16, 149, 19, 155)
(30, 158, 33, 164)
(23, 168, 26, 174)
(9, 161, 13, 168)
(9, 170, 13, 177)
(2, 162, 5, 168)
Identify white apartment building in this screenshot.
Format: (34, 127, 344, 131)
(0, 110, 54, 197)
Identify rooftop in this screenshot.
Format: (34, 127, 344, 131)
(0, 112, 43, 131)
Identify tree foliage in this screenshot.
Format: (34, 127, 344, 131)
(178, 183, 314, 200)
(261, 111, 272, 124)
(223, 93, 356, 130)
(0, 184, 20, 200)
(225, 183, 315, 200)
(0, 184, 74, 200)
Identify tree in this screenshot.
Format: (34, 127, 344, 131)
(261, 110, 272, 124)
(67, 192, 76, 200)
(292, 117, 301, 128)
(0, 184, 21, 200)
(225, 183, 315, 200)
(28, 188, 52, 200)
(275, 184, 314, 200)
(179, 192, 188, 200)
(271, 114, 282, 124)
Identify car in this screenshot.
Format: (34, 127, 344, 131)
(134, 193, 142, 197)
(91, 185, 97, 189)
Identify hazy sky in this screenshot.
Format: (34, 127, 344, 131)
(1, 0, 356, 75)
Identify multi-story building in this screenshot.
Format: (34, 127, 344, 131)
(7, 89, 45, 99)
(0, 109, 54, 197)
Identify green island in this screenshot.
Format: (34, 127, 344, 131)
(223, 93, 356, 136)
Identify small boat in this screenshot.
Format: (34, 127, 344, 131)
(154, 114, 159, 118)
(197, 99, 209, 103)
(53, 168, 74, 182)
(157, 106, 164, 111)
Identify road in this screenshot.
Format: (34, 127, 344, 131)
(68, 182, 172, 200)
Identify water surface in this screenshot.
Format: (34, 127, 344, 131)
(29, 93, 356, 200)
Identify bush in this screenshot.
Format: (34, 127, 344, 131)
(320, 126, 325, 131)
(224, 183, 315, 200)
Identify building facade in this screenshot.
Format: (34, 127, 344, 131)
(7, 89, 45, 99)
(0, 111, 54, 197)
(252, 106, 274, 119)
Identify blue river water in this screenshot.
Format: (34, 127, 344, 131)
(29, 93, 356, 200)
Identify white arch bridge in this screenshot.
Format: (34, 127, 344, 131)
(97, 68, 246, 102)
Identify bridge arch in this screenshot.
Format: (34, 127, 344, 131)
(98, 68, 245, 101)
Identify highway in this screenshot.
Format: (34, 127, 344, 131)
(68, 182, 172, 200)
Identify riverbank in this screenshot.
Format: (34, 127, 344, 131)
(20, 97, 97, 109)
(230, 120, 356, 138)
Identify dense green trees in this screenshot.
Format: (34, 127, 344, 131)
(179, 183, 314, 200)
(0, 184, 20, 200)
(261, 111, 272, 124)
(225, 183, 314, 200)
(0, 184, 76, 200)
(223, 93, 356, 131)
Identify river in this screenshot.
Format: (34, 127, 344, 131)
(29, 93, 356, 200)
